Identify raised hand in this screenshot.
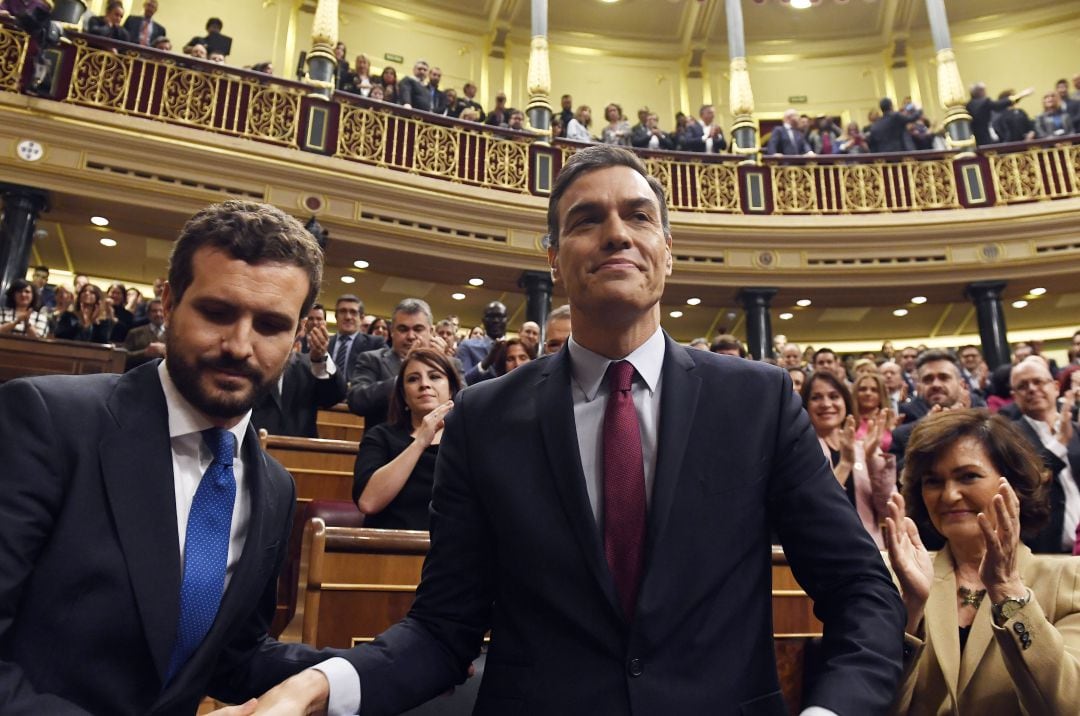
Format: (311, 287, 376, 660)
(838, 415, 857, 466)
(416, 399, 454, 448)
(979, 478, 1026, 605)
(1055, 389, 1075, 448)
(883, 493, 933, 632)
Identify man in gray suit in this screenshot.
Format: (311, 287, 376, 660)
(398, 59, 432, 112)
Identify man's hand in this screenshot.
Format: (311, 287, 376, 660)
(252, 670, 330, 715)
(146, 342, 166, 358)
(206, 699, 258, 715)
(308, 322, 330, 362)
(1056, 389, 1076, 447)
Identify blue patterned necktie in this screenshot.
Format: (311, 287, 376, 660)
(334, 335, 351, 371)
(165, 427, 237, 682)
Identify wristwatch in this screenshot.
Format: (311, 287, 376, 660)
(992, 589, 1032, 627)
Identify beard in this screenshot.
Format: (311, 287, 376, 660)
(166, 334, 281, 419)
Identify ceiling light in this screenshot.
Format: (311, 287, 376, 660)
(790, 0, 811, 8)
(353, 260, 370, 269)
(99, 237, 117, 247)
(779, 312, 794, 320)
(686, 297, 701, 306)
(451, 292, 466, 300)
(892, 308, 909, 317)
(1012, 300, 1028, 309)
(1029, 287, 1046, 296)
(669, 310, 683, 318)
(910, 296, 927, 304)
(340, 275, 356, 284)
(468, 278, 484, 287)
(795, 299, 811, 307)
(90, 216, 109, 227)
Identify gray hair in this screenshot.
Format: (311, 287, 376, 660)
(393, 297, 432, 325)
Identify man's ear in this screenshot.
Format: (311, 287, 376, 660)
(547, 246, 560, 283)
(161, 282, 173, 320)
(664, 234, 673, 276)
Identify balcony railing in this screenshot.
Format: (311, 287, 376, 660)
(4, 22, 1080, 216)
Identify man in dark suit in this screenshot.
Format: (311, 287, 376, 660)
(327, 294, 384, 386)
(397, 59, 432, 112)
(679, 104, 726, 152)
(966, 82, 1031, 145)
(124, 297, 167, 370)
(261, 145, 905, 715)
(868, 97, 921, 153)
(892, 349, 985, 463)
(1008, 358, 1080, 553)
(123, 0, 166, 47)
(765, 108, 814, 156)
(86, 0, 131, 42)
(0, 201, 358, 714)
(251, 308, 346, 438)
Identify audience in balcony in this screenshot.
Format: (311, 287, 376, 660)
(333, 42, 350, 89)
(378, 65, 398, 103)
(1, 278, 48, 338)
(809, 115, 841, 154)
(341, 53, 374, 96)
(122, 298, 166, 370)
(765, 109, 814, 156)
(565, 105, 593, 142)
(54, 283, 115, 343)
(507, 109, 525, 131)
(187, 42, 207, 60)
(428, 66, 447, 114)
(398, 59, 432, 112)
(991, 90, 1036, 143)
(250, 61, 272, 75)
(152, 36, 171, 52)
(639, 113, 675, 150)
(868, 97, 922, 153)
(629, 107, 650, 147)
(86, 1, 131, 43)
(123, 0, 164, 47)
(184, 17, 230, 59)
(681, 104, 727, 153)
(557, 94, 574, 137)
(967, 83, 1032, 146)
(458, 82, 485, 122)
(1034, 91, 1074, 138)
(485, 92, 516, 128)
(29, 265, 54, 311)
(106, 282, 133, 343)
(599, 103, 631, 146)
(839, 121, 870, 154)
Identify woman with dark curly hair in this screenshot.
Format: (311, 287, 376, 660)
(353, 347, 462, 530)
(884, 409, 1080, 714)
(0, 278, 48, 338)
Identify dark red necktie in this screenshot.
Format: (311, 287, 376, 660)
(602, 360, 646, 621)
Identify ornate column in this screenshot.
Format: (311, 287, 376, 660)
(305, 0, 339, 98)
(965, 281, 1011, 369)
(726, 0, 757, 157)
(525, 0, 552, 134)
(0, 185, 49, 302)
(737, 287, 777, 361)
(519, 270, 553, 340)
(925, 0, 973, 148)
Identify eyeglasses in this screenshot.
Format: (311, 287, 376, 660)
(1012, 377, 1051, 393)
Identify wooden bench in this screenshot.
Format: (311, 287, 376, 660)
(0, 333, 126, 383)
(285, 522, 823, 713)
(317, 403, 364, 442)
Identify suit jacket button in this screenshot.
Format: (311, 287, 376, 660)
(628, 658, 643, 677)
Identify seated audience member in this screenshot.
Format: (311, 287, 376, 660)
(369, 84, 385, 102)
(86, 0, 130, 42)
(600, 103, 631, 146)
(107, 282, 134, 343)
(353, 348, 462, 530)
(884, 410, 1080, 714)
(184, 17, 231, 58)
(810, 115, 841, 154)
(123, 298, 166, 370)
(779, 341, 804, 370)
(787, 365, 805, 394)
(0, 278, 48, 338)
(879, 360, 908, 412)
(442, 88, 461, 117)
(125, 287, 144, 316)
(464, 337, 536, 385)
(689, 337, 708, 351)
(1058, 364, 1080, 394)
(485, 92, 515, 128)
(853, 358, 878, 378)
(957, 344, 986, 397)
(47, 284, 74, 334)
(986, 363, 1018, 416)
(153, 36, 172, 52)
(455, 301, 508, 374)
(839, 121, 869, 154)
(629, 106, 651, 148)
(991, 90, 1035, 143)
(854, 372, 897, 453)
(378, 66, 399, 103)
(766, 109, 814, 156)
(251, 305, 346, 439)
(30, 265, 55, 311)
(251, 61, 272, 74)
(681, 104, 726, 153)
(1034, 91, 1073, 138)
(557, 94, 574, 137)
(367, 316, 389, 340)
(710, 334, 745, 357)
(803, 372, 896, 548)
(397, 59, 432, 112)
(123, 0, 165, 47)
(869, 97, 921, 153)
(507, 109, 525, 131)
(427, 66, 446, 114)
(188, 42, 208, 60)
(54, 283, 115, 343)
(459, 82, 485, 122)
(434, 319, 458, 358)
(542, 304, 571, 355)
(518, 320, 540, 353)
(332, 42, 349, 89)
(639, 113, 675, 150)
(564, 105, 593, 143)
(967, 83, 1031, 146)
(208, 52, 225, 64)
(1007, 358, 1080, 553)
(342, 53, 374, 96)
(328, 294, 385, 385)
(812, 347, 846, 381)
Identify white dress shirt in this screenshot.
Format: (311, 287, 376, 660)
(1023, 415, 1080, 550)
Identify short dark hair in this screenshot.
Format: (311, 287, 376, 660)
(206, 17, 223, 31)
(880, 97, 893, 113)
(168, 200, 323, 321)
(336, 294, 364, 313)
(309, 302, 325, 314)
(33, 265, 48, 275)
(147, 298, 163, 309)
(5, 278, 36, 309)
(546, 144, 669, 250)
(915, 348, 958, 372)
(386, 348, 463, 429)
(710, 334, 744, 356)
(812, 347, 836, 364)
(902, 410, 1050, 539)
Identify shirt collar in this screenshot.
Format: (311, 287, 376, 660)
(157, 361, 249, 455)
(567, 326, 665, 402)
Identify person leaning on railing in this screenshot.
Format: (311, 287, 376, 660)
(0, 278, 49, 338)
(884, 410, 1080, 714)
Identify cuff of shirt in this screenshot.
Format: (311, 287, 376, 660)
(311, 657, 361, 716)
(800, 708, 838, 716)
(311, 355, 336, 379)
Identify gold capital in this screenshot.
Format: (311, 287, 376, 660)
(729, 56, 755, 118)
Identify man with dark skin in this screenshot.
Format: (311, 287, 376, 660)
(454, 300, 507, 373)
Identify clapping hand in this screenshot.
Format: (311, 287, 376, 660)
(979, 478, 1026, 605)
(883, 493, 933, 633)
(1055, 389, 1076, 448)
(306, 321, 330, 363)
(416, 400, 454, 448)
(838, 415, 857, 466)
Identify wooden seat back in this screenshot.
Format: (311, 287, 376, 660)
(317, 403, 364, 442)
(0, 333, 126, 383)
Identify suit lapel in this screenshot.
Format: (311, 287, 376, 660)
(925, 548, 961, 707)
(99, 364, 181, 682)
(537, 349, 622, 618)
